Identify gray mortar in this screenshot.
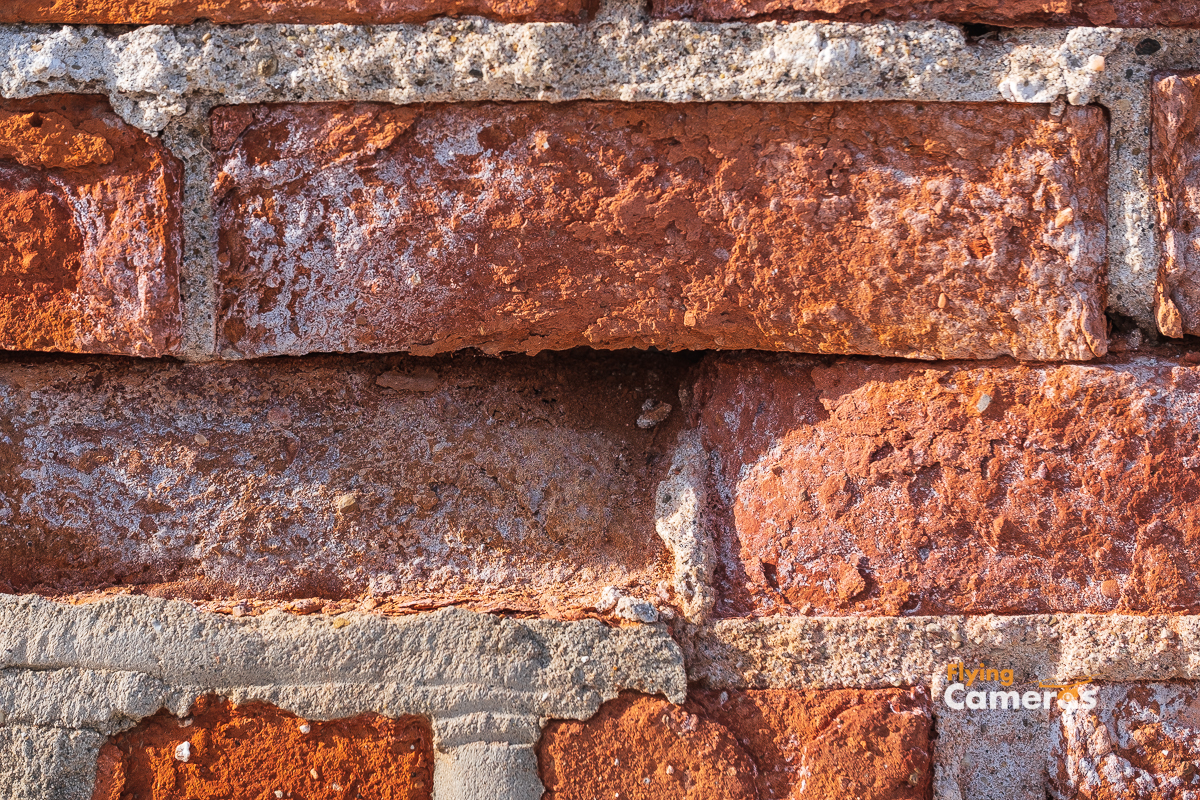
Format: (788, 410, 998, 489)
(682, 614, 1197, 690)
(0, 7, 1187, 352)
(0, 726, 104, 800)
(654, 429, 714, 624)
(0, 595, 684, 800)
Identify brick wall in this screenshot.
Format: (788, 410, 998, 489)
(2, 2, 1200, 800)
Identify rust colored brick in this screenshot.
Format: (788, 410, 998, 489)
(1050, 682, 1200, 799)
(92, 695, 432, 800)
(0, 351, 685, 615)
(0, 96, 181, 356)
(1154, 73, 1200, 339)
(651, 0, 1200, 26)
(538, 688, 932, 800)
(213, 101, 1107, 362)
(0, 0, 592, 24)
(692, 350, 1200, 618)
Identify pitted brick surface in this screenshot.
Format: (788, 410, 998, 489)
(91, 696, 433, 800)
(214, 101, 1107, 361)
(0, 352, 686, 616)
(537, 688, 932, 799)
(1051, 682, 1200, 799)
(0, 96, 181, 357)
(652, 0, 1200, 26)
(692, 350, 1200, 617)
(0, 0, 592, 24)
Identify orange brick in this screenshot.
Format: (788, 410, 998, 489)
(693, 350, 1200, 617)
(0, 0, 593, 23)
(92, 695, 432, 800)
(652, 0, 1200, 26)
(0, 96, 180, 356)
(213, 101, 1107, 362)
(538, 689, 932, 800)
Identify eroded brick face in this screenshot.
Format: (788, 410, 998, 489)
(693, 350, 1200, 617)
(0, 96, 181, 356)
(0, 352, 685, 614)
(1051, 683, 1200, 799)
(213, 101, 1107, 361)
(537, 689, 932, 800)
(1154, 74, 1200, 339)
(91, 695, 432, 800)
(651, 0, 1200, 26)
(0, 0, 592, 24)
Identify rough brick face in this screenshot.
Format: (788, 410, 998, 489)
(0, 0, 591, 24)
(1051, 682, 1200, 799)
(693, 351, 1200, 618)
(1154, 74, 1200, 339)
(214, 101, 1107, 362)
(538, 688, 932, 799)
(0, 352, 685, 614)
(651, 0, 1200, 26)
(92, 695, 432, 800)
(0, 96, 181, 357)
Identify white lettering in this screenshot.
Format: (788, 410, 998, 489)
(1079, 687, 1098, 710)
(966, 691, 987, 710)
(1022, 691, 1042, 710)
(990, 691, 1020, 710)
(944, 683, 966, 710)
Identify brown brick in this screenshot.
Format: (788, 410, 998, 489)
(1050, 682, 1200, 799)
(651, 0, 1200, 26)
(91, 695, 432, 800)
(213, 101, 1107, 362)
(0, 351, 684, 616)
(1154, 74, 1200, 339)
(692, 350, 1200, 618)
(0, 0, 591, 24)
(0, 96, 181, 356)
(537, 688, 932, 800)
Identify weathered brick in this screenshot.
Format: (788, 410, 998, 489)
(214, 101, 1107, 362)
(1154, 74, 1200, 339)
(692, 350, 1200, 617)
(0, 0, 590, 24)
(0, 96, 181, 356)
(651, 0, 1200, 26)
(537, 688, 932, 799)
(0, 351, 685, 615)
(1050, 682, 1200, 799)
(91, 695, 432, 800)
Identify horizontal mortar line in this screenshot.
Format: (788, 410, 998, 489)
(0, 18, 1162, 129)
(683, 613, 1200, 691)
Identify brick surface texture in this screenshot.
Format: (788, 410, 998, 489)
(0, 0, 592, 24)
(538, 689, 933, 799)
(693, 351, 1200, 617)
(213, 101, 1108, 361)
(1051, 682, 1200, 799)
(1, 1, 1200, 797)
(1154, 73, 1200, 339)
(91, 696, 433, 800)
(0, 352, 683, 614)
(0, 96, 181, 356)
(651, 0, 1200, 25)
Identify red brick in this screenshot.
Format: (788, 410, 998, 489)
(0, 351, 684, 616)
(1154, 74, 1200, 339)
(213, 101, 1107, 362)
(92, 695, 432, 800)
(0, 96, 181, 356)
(651, 0, 1200, 26)
(692, 350, 1200, 618)
(1050, 682, 1200, 799)
(537, 688, 932, 800)
(0, 0, 591, 24)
